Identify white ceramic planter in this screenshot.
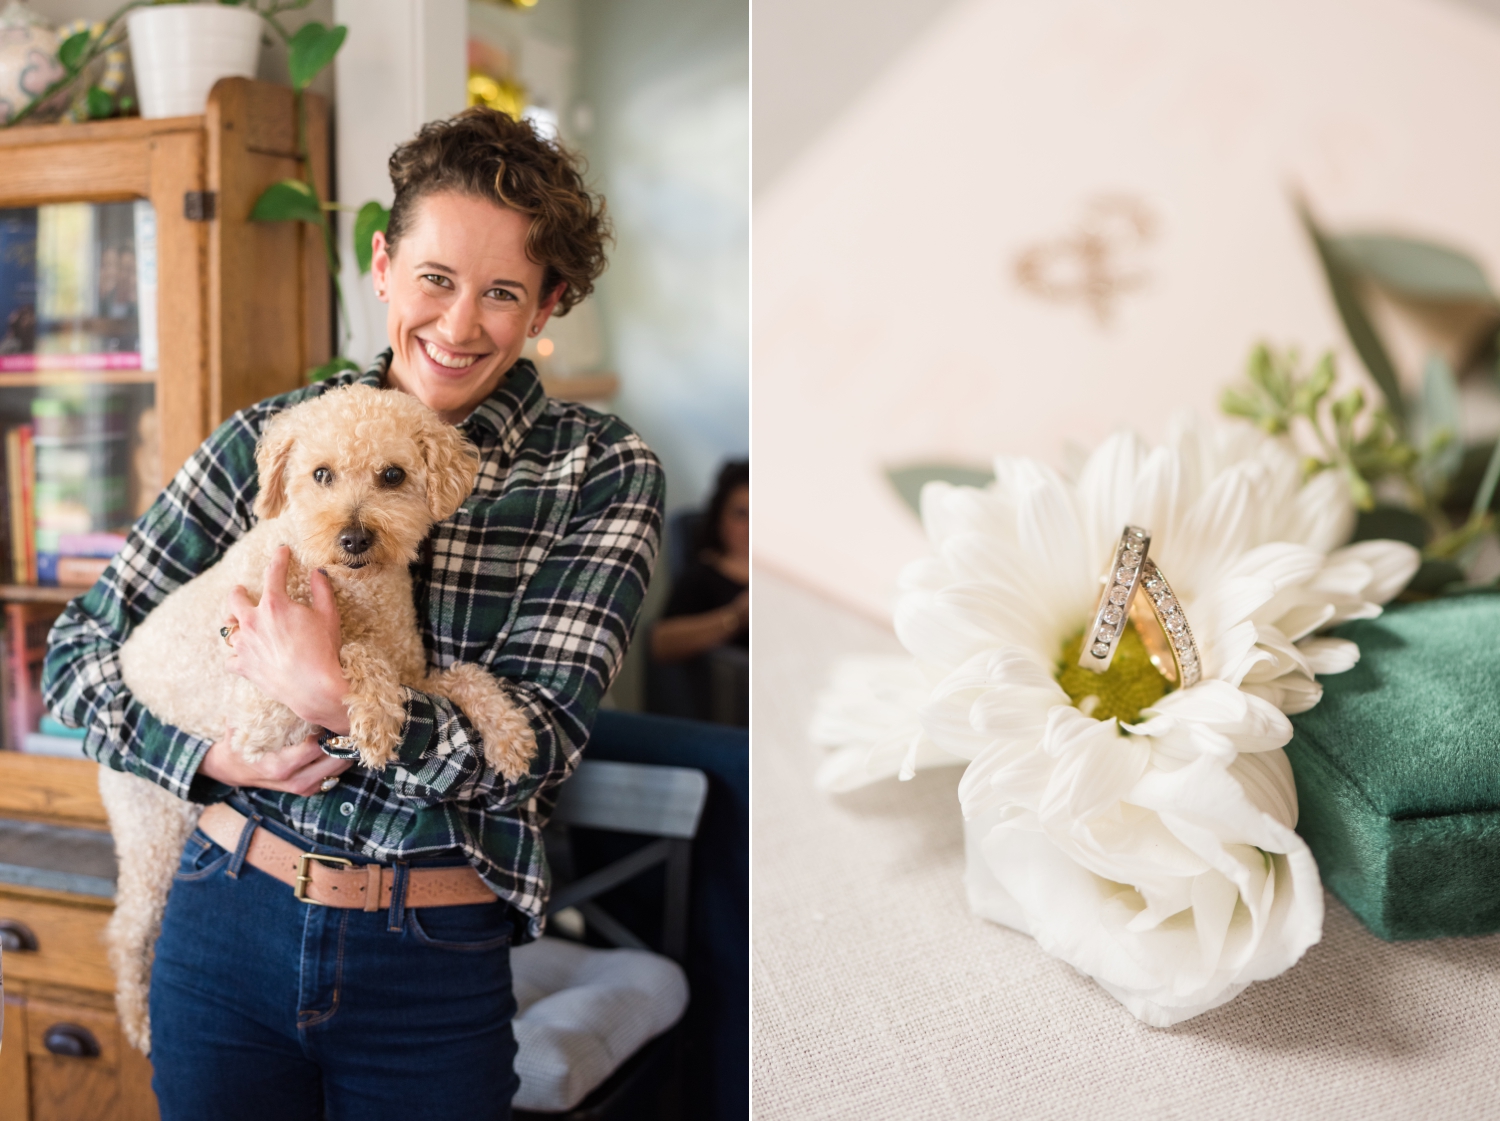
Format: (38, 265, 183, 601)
(126, 4, 262, 119)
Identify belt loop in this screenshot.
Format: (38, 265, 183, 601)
(387, 861, 410, 933)
(225, 806, 263, 881)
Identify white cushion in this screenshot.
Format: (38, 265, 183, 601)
(511, 936, 689, 1113)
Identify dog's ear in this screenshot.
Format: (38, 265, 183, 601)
(418, 421, 480, 522)
(253, 411, 296, 520)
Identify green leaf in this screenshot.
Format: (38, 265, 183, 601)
(885, 463, 995, 517)
(287, 22, 347, 91)
(1417, 353, 1463, 486)
(1351, 505, 1428, 548)
(1472, 437, 1500, 523)
(58, 30, 90, 73)
(85, 85, 114, 120)
(353, 200, 390, 275)
(307, 356, 362, 383)
(1405, 558, 1466, 596)
(1333, 234, 1497, 304)
(1297, 201, 1408, 433)
(251, 178, 324, 224)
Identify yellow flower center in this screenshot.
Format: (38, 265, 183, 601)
(1056, 622, 1171, 725)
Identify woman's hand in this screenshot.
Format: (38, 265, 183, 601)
(199, 733, 353, 797)
(224, 547, 352, 734)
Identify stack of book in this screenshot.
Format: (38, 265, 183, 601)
(0, 199, 157, 371)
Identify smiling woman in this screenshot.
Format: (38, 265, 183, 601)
(370, 109, 609, 423)
(41, 106, 663, 1121)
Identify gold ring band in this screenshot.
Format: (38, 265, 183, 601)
(1078, 525, 1150, 673)
(219, 623, 238, 646)
(318, 776, 340, 794)
(1128, 557, 1201, 688)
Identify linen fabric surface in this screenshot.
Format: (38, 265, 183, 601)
(1286, 592, 1500, 941)
(755, 569, 1500, 1120)
(42, 354, 665, 938)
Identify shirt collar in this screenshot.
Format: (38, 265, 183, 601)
(362, 350, 547, 452)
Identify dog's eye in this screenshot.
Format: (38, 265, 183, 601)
(313, 467, 333, 486)
(381, 466, 406, 487)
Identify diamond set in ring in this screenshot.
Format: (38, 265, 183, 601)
(1079, 526, 1150, 671)
(1138, 558, 1201, 688)
(1079, 525, 1202, 689)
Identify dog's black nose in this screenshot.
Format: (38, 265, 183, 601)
(339, 526, 374, 555)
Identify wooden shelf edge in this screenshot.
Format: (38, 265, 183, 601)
(0, 113, 203, 150)
(0, 585, 81, 604)
(0, 753, 108, 829)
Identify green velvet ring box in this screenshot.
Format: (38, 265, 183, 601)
(1285, 594, 1500, 941)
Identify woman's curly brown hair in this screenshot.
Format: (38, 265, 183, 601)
(385, 108, 610, 315)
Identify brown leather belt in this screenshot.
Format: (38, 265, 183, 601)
(199, 802, 496, 911)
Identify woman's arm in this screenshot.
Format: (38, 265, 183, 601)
(374, 432, 664, 810)
(42, 410, 266, 800)
(650, 590, 748, 661)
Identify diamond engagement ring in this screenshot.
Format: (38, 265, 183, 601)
(219, 623, 238, 646)
(1129, 557, 1202, 688)
(1078, 525, 1151, 673)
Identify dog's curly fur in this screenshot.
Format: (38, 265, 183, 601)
(101, 384, 538, 1054)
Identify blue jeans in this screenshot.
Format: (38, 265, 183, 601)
(149, 804, 519, 1121)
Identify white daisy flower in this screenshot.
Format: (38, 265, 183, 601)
(813, 418, 1419, 1025)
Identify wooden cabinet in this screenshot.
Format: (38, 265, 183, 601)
(0, 755, 153, 1121)
(0, 77, 329, 612)
(0, 81, 330, 1120)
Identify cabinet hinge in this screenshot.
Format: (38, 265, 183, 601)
(184, 191, 217, 221)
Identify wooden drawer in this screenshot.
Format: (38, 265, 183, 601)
(0, 987, 157, 1121)
(0, 889, 112, 994)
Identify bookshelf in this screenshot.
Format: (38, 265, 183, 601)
(0, 77, 329, 752)
(0, 78, 330, 1121)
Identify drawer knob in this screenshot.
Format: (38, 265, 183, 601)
(0, 919, 38, 952)
(43, 1023, 101, 1058)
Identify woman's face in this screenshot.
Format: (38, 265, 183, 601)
(371, 190, 563, 423)
(719, 484, 749, 559)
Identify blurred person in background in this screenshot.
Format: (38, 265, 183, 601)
(649, 460, 748, 723)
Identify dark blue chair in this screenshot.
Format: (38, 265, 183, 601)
(573, 709, 748, 1121)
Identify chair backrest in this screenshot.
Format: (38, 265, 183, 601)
(545, 758, 710, 962)
(552, 760, 707, 840)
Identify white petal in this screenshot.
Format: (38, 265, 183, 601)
(1297, 636, 1360, 675)
(1327, 540, 1422, 605)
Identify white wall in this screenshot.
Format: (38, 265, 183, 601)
(576, 0, 749, 518)
(332, 0, 467, 366)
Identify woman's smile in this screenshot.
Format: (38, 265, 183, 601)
(419, 337, 487, 372)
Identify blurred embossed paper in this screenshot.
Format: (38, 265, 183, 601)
(753, 0, 1500, 620)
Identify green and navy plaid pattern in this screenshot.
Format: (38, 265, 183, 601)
(42, 354, 664, 937)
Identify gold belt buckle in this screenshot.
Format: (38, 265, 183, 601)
(294, 851, 353, 905)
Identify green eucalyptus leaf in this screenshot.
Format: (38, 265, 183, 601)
(85, 85, 114, 120)
(1351, 505, 1428, 548)
(288, 22, 347, 91)
(1405, 557, 1466, 596)
(353, 200, 390, 275)
(1333, 234, 1497, 304)
(251, 178, 323, 224)
(1298, 202, 1408, 432)
(1417, 353, 1463, 486)
(1472, 437, 1500, 522)
(307, 355, 361, 383)
(58, 30, 91, 73)
(886, 463, 995, 517)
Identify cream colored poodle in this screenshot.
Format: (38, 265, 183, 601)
(100, 383, 537, 1053)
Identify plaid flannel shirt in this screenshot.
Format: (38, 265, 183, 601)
(42, 354, 664, 938)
